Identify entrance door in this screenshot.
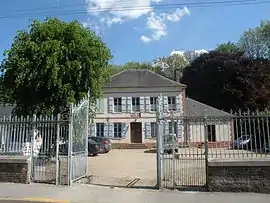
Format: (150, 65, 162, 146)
(207, 125, 216, 142)
(130, 122, 142, 143)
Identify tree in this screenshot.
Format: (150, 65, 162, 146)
(215, 41, 240, 53)
(183, 50, 209, 64)
(238, 20, 270, 59)
(154, 53, 189, 80)
(0, 18, 112, 116)
(108, 62, 163, 75)
(181, 51, 270, 111)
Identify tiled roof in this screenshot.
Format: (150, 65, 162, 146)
(104, 69, 186, 88)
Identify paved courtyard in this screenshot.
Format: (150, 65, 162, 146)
(86, 149, 157, 188)
(80, 147, 270, 188)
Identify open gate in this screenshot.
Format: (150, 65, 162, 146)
(156, 94, 208, 190)
(68, 98, 89, 185)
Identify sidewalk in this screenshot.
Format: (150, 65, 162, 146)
(0, 183, 269, 203)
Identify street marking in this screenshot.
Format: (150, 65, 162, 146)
(0, 197, 69, 202)
(24, 198, 70, 202)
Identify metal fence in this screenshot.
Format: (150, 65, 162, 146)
(156, 97, 270, 189)
(0, 98, 89, 186)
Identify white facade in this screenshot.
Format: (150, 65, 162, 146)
(90, 69, 233, 146)
(188, 122, 232, 144)
(90, 86, 185, 144)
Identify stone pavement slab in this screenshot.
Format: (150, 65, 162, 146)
(0, 183, 269, 203)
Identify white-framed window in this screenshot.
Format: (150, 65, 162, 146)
(150, 97, 157, 111)
(168, 96, 176, 111)
(113, 123, 122, 138)
(150, 122, 156, 138)
(114, 98, 122, 112)
(132, 97, 140, 112)
(169, 121, 177, 134)
(96, 123, 104, 137)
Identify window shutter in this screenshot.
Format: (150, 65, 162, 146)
(164, 121, 169, 136)
(139, 96, 145, 112)
(104, 123, 108, 138)
(127, 97, 132, 112)
(142, 122, 146, 140)
(177, 120, 182, 138)
(176, 95, 182, 112)
(121, 97, 127, 112)
(145, 97, 150, 112)
(163, 96, 168, 111)
(108, 123, 114, 138)
(90, 123, 96, 137)
(145, 122, 151, 139)
(121, 123, 127, 138)
(108, 97, 114, 113)
(98, 98, 105, 113)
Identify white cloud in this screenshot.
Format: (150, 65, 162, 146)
(84, 1, 190, 43)
(140, 7, 190, 43)
(140, 35, 152, 43)
(162, 7, 190, 22)
(86, 0, 153, 26)
(171, 49, 209, 56)
(100, 16, 123, 27)
(170, 49, 209, 62)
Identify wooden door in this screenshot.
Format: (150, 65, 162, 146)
(130, 122, 142, 143)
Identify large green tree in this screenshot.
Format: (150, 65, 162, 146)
(108, 62, 163, 75)
(0, 18, 112, 116)
(215, 41, 240, 53)
(154, 53, 189, 81)
(181, 51, 270, 111)
(238, 20, 270, 59)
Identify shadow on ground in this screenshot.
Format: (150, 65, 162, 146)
(77, 175, 157, 190)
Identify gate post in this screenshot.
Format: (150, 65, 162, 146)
(156, 93, 164, 189)
(203, 112, 209, 189)
(171, 111, 176, 189)
(55, 114, 60, 185)
(30, 114, 37, 181)
(68, 103, 74, 186)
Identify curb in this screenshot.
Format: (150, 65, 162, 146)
(0, 197, 70, 203)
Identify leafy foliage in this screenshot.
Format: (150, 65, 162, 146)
(154, 54, 189, 80)
(238, 20, 270, 59)
(181, 51, 270, 111)
(215, 41, 241, 53)
(108, 62, 163, 75)
(0, 18, 112, 116)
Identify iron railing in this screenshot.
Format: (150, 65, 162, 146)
(0, 97, 89, 186)
(158, 110, 270, 189)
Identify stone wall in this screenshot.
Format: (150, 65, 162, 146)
(0, 156, 30, 184)
(208, 158, 270, 193)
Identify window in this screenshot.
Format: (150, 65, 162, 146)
(150, 97, 157, 111)
(114, 98, 122, 112)
(114, 123, 122, 138)
(207, 125, 216, 142)
(96, 123, 104, 137)
(150, 122, 156, 138)
(132, 97, 140, 112)
(169, 121, 177, 135)
(168, 96, 176, 111)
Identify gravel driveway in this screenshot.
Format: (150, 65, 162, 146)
(86, 149, 157, 188)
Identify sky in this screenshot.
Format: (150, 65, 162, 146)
(0, 0, 270, 65)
